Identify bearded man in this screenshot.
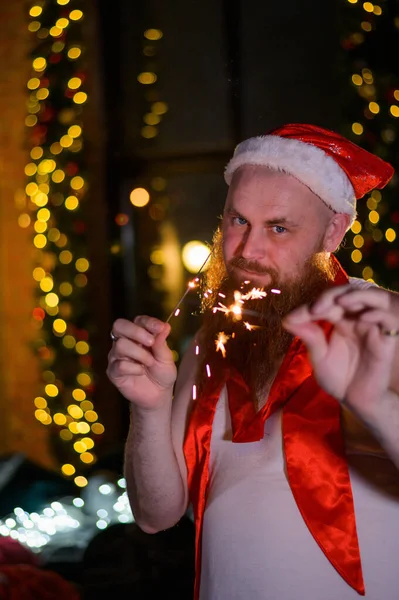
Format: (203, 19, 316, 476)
(107, 124, 399, 600)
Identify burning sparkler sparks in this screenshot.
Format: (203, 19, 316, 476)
(215, 332, 230, 358)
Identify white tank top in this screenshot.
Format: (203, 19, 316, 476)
(199, 386, 399, 600)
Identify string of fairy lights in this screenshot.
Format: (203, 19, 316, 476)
(20, 0, 104, 488)
(342, 0, 399, 286)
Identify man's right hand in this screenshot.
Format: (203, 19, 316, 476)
(106, 316, 177, 410)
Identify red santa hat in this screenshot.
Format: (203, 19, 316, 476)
(224, 123, 394, 223)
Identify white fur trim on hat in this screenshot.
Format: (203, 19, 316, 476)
(224, 135, 356, 221)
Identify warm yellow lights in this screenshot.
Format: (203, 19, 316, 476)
(143, 113, 161, 126)
(50, 142, 63, 155)
(56, 17, 69, 29)
(52, 169, 66, 182)
(77, 373, 91, 386)
(65, 196, 79, 210)
(32, 57, 46, 71)
(368, 101, 379, 114)
(390, 105, 399, 118)
(144, 29, 163, 40)
(138, 72, 157, 85)
(59, 282, 73, 296)
(351, 74, 363, 86)
(68, 405, 84, 419)
(36, 88, 49, 100)
(29, 6, 43, 17)
(85, 410, 98, 422)
(385, 228, 396, 242)
(40, 277, 54, 292)
(25, 115, 38, 127)
(80, 452, 94, 464)
(68, 77, 82, 90)
(68, 125, 82, 138)
(182, 241, 210, 273)
(75, 258, 89, 272)
(50, 26, 63, 37)
(45, 384, 59, 397)
(363, 2, 374, 12)
(368, 210, 380, 224)
(91, 423, 105, 435)
(77, 422, 91, 434)
(18, 214, 31, 228)
(130, 187, 150, 207)
(141, 125, 157, 139)
(71, 91, 86, 105)
(71, 176, 84, 190)
(351, 249, 363, 263)
(70, 10, 83, 21)
(361, 21, 372, 32)
(33, 267, 46, 281)
(53, 319, 67, 334)
(27, 77, 40, 90)
(62, 464, 75, 476)
(54, 414, 67, 427)
(34, 397, 47, 409)
(81, 437, 94, 449)
(67, 47, 81, 60)
(76, 341, 89, 355)
(63, 335, 76, 349)
(34, 220, 47, 234)
(37, 208, 50, 222)
(352, 122, 363, 135)
(45, 293, 59, 307)
(59, 250, 73, 264)
(152, 101, 168, 114)
(72, 388, 86, 401)
(34, 234, 47, 249)
(81, 400, 93, 411)
(74, 476, 88, 488)
(353, 235, 365, 248)
(28, 21, 41, 32)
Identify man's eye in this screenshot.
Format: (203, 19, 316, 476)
(272, 226, 287, 234)
(233, 216, 248, 226)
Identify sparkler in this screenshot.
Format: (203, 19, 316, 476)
(166, 249, 213, 323)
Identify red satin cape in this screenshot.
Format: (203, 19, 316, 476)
(183, 258, 365, 599)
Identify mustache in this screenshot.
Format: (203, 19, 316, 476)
(228, 256, 278, 278)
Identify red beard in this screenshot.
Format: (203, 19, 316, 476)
(196, 228, 337, 399)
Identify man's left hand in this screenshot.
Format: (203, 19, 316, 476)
(283, 285, 399, 419)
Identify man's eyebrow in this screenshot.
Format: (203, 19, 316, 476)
(263, 217, 297, 227)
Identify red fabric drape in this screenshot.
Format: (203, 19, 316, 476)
(183, 258, 365, 599)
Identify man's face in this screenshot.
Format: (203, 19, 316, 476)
(222, 165, 332, 288)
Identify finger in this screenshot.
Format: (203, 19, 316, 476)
(285, 302, 345, 326)
(134, 315, 167, 336)
(357, 308, 399, 336)
(336, 288, 391, 312)
(282, 320, 329, 363)
(112, 318, 155, 346)
(151, 323, 174, 362)
(309, 285, 353, 316)
(112, 337, 155, 367)
(107, 359, 145, 380)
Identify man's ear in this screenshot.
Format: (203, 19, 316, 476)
(323, 213, 351, 252)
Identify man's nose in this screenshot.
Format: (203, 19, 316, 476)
(240, 228, 267, 261)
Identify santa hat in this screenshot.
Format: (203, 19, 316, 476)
(225, 123, 394, 223)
